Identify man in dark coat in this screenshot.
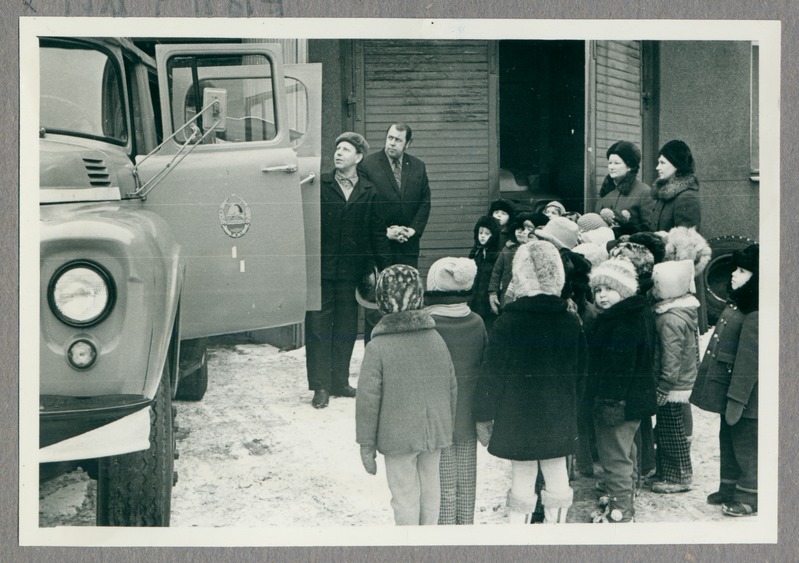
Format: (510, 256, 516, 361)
(305, 132, 391, 409)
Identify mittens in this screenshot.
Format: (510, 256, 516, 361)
(489, 293, 500, 315)
(725, 400, 745, 426)
(656, 389, 669, 407)
(475, 420, 493, 447)
(360, 445, 377, 475)
(593, 398, 626, 427)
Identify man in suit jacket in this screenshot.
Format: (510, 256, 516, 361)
(358, 122, 431, 269)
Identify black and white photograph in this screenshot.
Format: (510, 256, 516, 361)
(17, 16, 781, 549)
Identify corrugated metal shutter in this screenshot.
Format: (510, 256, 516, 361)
(592, 40, 643, 197)
(360, 40, 491, 274)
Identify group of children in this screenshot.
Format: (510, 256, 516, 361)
(354, 197, 759, 525)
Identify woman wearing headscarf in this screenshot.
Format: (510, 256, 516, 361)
(595, 140, 653, 234)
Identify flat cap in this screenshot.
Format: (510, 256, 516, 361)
(335, 131, 369, 154)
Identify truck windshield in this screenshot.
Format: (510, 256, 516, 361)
(40, 45, 127, 144)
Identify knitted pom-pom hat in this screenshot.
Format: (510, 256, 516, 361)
(512, 240, 566, 298)
(376, 264, 425, 314)
(590, 257, 638, 300)
(426, 257, 477, 293)
(578, 213, 609, 232)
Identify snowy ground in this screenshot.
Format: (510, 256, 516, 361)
(40, 331, 752, 530)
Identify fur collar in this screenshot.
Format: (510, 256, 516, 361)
(653, 294, 700, 315)
(599, 171, 639, 198)
(596, 294, 649, 322)
(652, 174, 699, 201)
(372, 309, 435, 337)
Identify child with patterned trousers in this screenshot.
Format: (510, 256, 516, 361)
(425, 257, 488, 525)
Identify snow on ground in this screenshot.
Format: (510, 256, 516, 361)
(40, 331, 753, 528)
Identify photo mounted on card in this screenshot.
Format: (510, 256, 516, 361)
(19, 17, 779, 547)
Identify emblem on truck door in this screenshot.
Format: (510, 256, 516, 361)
(218, 195, 251, 238)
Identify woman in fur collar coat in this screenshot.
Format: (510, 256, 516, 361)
(651, 140, 702, 232)
(356, 264, 457, 525)
(474, 240, 586, 524)
(595, 140, 653, 234)
(648, 260, 701, 494)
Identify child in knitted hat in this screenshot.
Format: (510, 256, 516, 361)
(474, 240, 585, 524)
(543, 200, 567, 218)
(690, 243, 759, 517)
(469, 215, 501, 331)
(424, 257, 487, 525)
(356, 264, 457, 525)
(578, 213, 617, 247)
(487, 216, 533, 314)
(648, 260, 701, 494)
(586, 257, 658, 523)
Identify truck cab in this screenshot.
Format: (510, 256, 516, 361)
(38, 37, 321, 526)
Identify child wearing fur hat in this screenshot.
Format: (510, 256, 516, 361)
(648, 260, 701, 494)
(690, 244, 759, 517)
(586, 257, 658, 523)
(468, 215, 501, 331)
(424, 257, 488, 525)
(487, 217, 533, 314)
(356, 264, 457, 525)
(488, 198, 517, 249)
(474, 240, 586, 524)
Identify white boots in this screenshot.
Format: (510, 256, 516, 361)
(506, 491, 537, 524)
(541, 488, 573, 523)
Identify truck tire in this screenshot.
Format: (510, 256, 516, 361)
(704, 235, 757, 326)
(96, 366, 175, 526)
(175, 360, 208, 401)
(175, 338, 208, 401)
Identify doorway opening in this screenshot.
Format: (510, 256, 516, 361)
(498, 40, 585, 214)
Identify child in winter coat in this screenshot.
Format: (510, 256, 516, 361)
(468, 215, 501, 331)
(488, 217, 532, 313)
(425, 257, 488, 525)
(690, 243, 759, 516)
(356, 264, 457, 526)
(488, 198, 517, 248)
(649, 259, 701, 494)
(475, 240, 586, 524)
(587, 257, 658, 523)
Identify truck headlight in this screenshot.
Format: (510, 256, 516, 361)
(48, 261, 116, 327)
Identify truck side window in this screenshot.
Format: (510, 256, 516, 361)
(285, 77, 309, 147)
(166, 54, 276, 143)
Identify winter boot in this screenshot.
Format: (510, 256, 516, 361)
(592, 492, 634, 523)
(506, 490, 537, 524)
(541, 488, 573, 524)
(707, 482, 736, 505)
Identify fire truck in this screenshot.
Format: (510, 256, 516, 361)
(38, 37, 321, 526)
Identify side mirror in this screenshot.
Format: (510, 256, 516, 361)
(202, 87, 227, 132)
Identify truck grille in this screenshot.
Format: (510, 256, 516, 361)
(83, 158, 112, 187)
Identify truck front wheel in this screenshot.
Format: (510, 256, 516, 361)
(96, 365, 175, 526)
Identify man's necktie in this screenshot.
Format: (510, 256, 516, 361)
(392, 159, 402, 192)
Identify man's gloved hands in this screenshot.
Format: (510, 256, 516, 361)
(360, 445, 377, 475)
(476, 420, 493, 447)
(725, 400, 745, 426)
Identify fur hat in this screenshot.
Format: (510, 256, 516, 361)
(627, 231, 667, 264)
(376, 264, 425, 314)
(528, 212, 550, 228)
(512, 240, 565, 298)
(426, 257, 477, 293)
(534, 216, 580, 250)
(732, 243, 759, 275)
(355, 266, 380, 310)
(335, 131, 369, 154)
(578, 213, 610, 232)
(590, 257, 638, 300)
(663, 226, 711, 275)
(609, 241, 655, 280)
(659, 139, 695, 176)
(544, 201, 567, 216)
(606, 140, 642, 171)
(580, 226, 616, 247)
(560, 249, 593, 309)
(489, 198, 517, 220)
(651, 260, 696, 301)
(472, 215, 500, 247)
(573, 242, 608, 267)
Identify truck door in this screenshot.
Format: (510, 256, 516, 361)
(137, 44, 313, 339)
